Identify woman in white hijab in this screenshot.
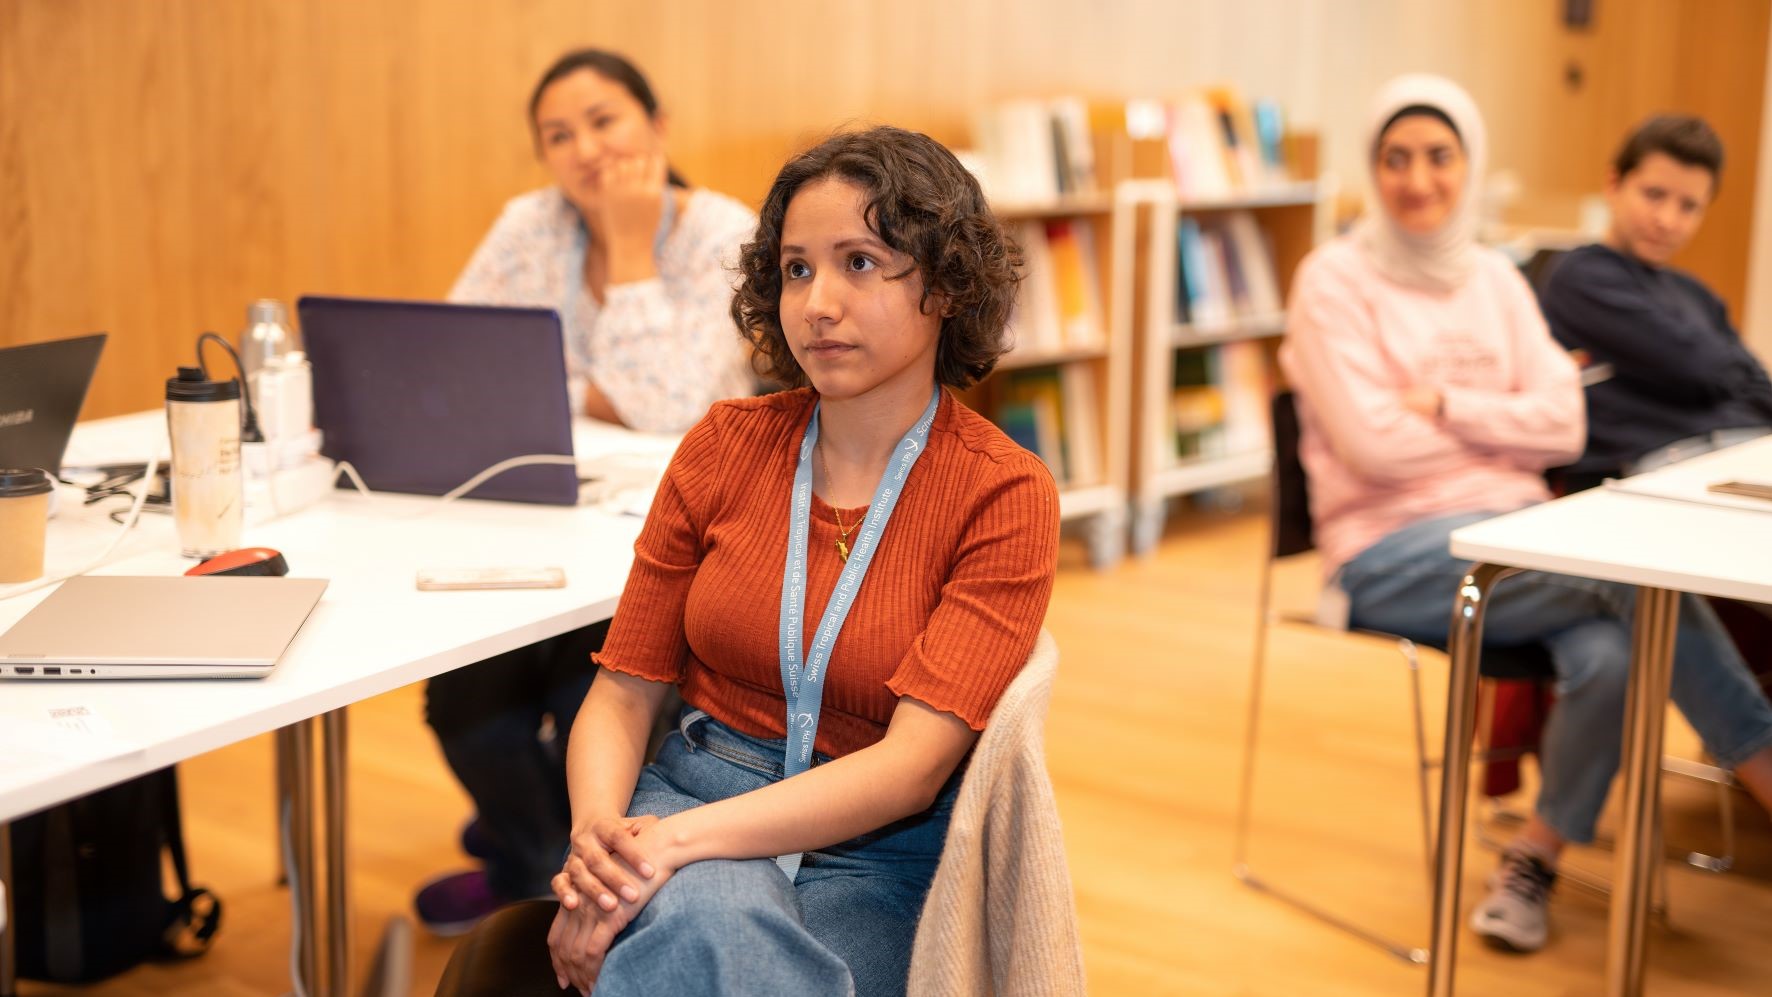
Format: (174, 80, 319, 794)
(1280, 74, 1772, 954)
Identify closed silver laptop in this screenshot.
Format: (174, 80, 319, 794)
(0, 575, 329, 679)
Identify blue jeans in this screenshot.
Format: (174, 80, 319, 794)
(592, 709, 958, 997)
(1339, 510, 1772, 844)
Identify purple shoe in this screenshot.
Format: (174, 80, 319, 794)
(414, 869, 506, 937)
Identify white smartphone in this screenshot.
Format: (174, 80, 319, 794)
(415, 567, 567, 591)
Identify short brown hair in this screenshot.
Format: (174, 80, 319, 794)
(1614, 114, 1724, 184)
(732, 126, 1021, 389)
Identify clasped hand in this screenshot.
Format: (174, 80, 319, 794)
(547, 815, 669, 993)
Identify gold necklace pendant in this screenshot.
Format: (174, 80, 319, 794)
(821, 440, 864, 562)
(833, 505, 855, 562)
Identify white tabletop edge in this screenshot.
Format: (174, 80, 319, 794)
(0, 595, 619, 821)
(1447, 439, 1772, 604)
(1, 408, 670, 823)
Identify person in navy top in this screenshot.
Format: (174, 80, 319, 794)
(1539, 114, 1772, 490)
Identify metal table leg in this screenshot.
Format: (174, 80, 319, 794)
(1427, 563, 1517, 997)
(323, 707, 350, 997)
(277, 731, 295, 886)
(1607, 587, 1679, 996)
(1, 821, 16, 997)
(278, 718, 324, 996)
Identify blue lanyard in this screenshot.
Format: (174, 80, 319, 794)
(774, 386, 939, 879)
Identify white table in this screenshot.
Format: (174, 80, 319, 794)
(0, 412, 679, 996)
(1426, 437, 1772, 997)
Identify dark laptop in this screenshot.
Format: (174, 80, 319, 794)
(0, 333, 107, 473)
(297, 296, 577, 504)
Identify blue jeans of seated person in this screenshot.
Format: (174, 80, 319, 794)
(590, 708, 959, 997)
(1339, 509, 1772, 845)
(424, 622, 607, 900)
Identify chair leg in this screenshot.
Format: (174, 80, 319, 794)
(1230, 554, 1278, 878)
(1232, 555, 1428, 965)
(1662, 756, 1736, 873)
(1707, 777, 1737, 874)
(1402, 640, 1436, 882)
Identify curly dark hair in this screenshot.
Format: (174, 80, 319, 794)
(731, 126, 1022, 389)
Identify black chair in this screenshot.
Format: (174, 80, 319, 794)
(1233, 391, 1555, 965)
(434, 900, 558, 997)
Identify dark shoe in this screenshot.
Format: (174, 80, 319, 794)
(414, 869, 507, 938)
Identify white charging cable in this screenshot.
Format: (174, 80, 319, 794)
(0, 443, 163, 603)
(2, 448, 649, 606)
(329, 454, 594, 509)
(436, 454, 579, 504)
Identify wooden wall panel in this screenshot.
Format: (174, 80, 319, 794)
(1672, 0, 1770, 317)
(2, 0, 1767, 420)
(1513, 0, 1769, 316)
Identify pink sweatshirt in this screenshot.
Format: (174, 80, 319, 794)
(1279, 237, 1585, 578)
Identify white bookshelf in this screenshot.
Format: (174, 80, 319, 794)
(1127, 179, 1332, 555)
(1151, 449, 1273, 498)
(1172, 313, 1287, 347)
(969, 185, 1138, 569)
(996, 342, 1111, 372)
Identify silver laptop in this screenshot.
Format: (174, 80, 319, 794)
(0, 575, 329, 679)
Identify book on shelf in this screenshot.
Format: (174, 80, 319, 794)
(1006, 218, 1107, 357)
(989, 365, 1103, 488)
(1252, 99, 1289, 186)
(1165, 87, 1297, 201)
(1091, 98, 1171, 183)
(1058, 363, 1102, 487)
(1048, 97, 1097, 195)
(1171, 347, 1226, 461)
(1205, 87, 1263, 195)
(1175, 210, 1283, 333)
(1043, 219, 1106, 350)
(1167, 94, 1234, 203)
(996, 367, 1069, 483)
(1217, 340, 1270, 456)
(1224, 212, 1283, 317)
(971, 97, 1099, 204)
(996, 400, 1045, 464)
(1010, 220, 1064, 354)
(1170, 340, 1270, 464)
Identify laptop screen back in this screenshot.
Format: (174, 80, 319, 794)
(298, 296, 577, 504)
(0, 334, 107, 473)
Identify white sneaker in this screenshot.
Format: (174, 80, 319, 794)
(1469, 848, 1557, 953)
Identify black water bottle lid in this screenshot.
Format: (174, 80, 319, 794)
(166, 365, 240, 402)
(0, 467, 53, 498)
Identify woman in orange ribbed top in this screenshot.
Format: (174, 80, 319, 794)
(512, 126, 1059, 996)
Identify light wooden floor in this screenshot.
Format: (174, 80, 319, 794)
(19, 504, 1772, 996)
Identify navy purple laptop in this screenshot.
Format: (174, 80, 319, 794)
(298, 295, 578, 505)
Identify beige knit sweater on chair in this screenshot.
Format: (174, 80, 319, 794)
(907, 630, 1087, 996)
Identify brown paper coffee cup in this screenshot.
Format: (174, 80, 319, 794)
(0, 468, 53, 583)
